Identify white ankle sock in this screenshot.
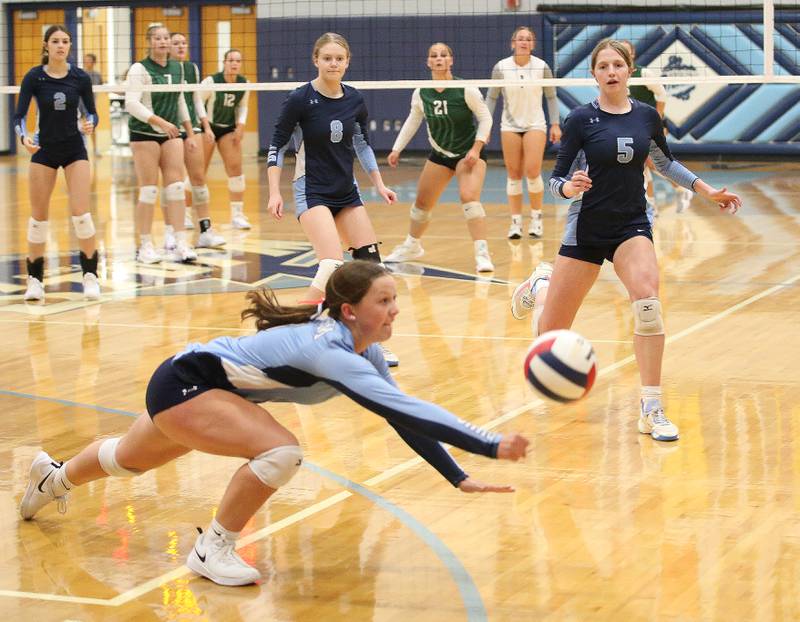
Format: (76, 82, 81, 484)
(140, 234, 153, 246)
(51, 464, 73, 497)
(405, 234, 420, 245)
(474, 240, 488, 254)
(641, 386, 662, 412)
(209, 517, 240, 542)
(511, 215, 522, 225)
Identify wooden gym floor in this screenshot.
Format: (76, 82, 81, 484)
(0, 143, 799, 621)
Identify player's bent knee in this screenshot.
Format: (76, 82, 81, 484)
(191, 185, 210, 204)
(632, 297, 664, 336)
(98, 437, 141, 477)
(311, 258, 344, 292)
(228, 175, 246, 193)
(164, 181, 185, 202)
(351, 243, 381, 263)
(138, 185, 158, 205)
(506, 178, 523, 196)
(248, 445, 303, 488)
(71, 213, 96, 239)
(27, 218, 49, 244)
(527, 175, 544, 193)
(409, 203, 431, 223)
(462, 201, 485, 220)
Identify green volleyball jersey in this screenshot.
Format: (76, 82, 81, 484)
(207, 72, 247, 127)
(127, 57, 184, 135)
(628, 67, 657, 108)
(181, 61, 201, 126)
(418, 82, 477, 158)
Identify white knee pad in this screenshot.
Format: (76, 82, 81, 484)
(462, 201, 485, 220)
(71, 213, 96, 239)
(409, 203, 431, 223)
(138, 185, 158, 205)
(164, 181, 185, 202)
(632, 297, 664, 336)
(506, 178, 523, 196)
(191, 185, 210, 204)
(228, 175, 246, 193)
(27, 218, 49, 244)
(527, 175, 544, 193)
(248, 445, 303, 489)
(311, 258, 344, 292)
(98, 437, 140, 478)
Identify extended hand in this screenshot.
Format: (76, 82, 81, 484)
(496, 433, 529, 461)
(458, 477, 515, 493)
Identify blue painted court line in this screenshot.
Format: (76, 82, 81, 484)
(4, 388, 488, 620)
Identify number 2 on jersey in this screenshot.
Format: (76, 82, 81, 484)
(616, 137, 634, 164)
(330, 120, 343, 143)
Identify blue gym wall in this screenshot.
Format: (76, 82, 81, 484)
(257, 10, 800, 157)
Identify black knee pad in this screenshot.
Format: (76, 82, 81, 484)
(350, 243, 382, 263)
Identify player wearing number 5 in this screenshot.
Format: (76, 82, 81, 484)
(201, 49, 252, 230)
(267, 33, 400, 365)
(510, 40, 741, 441)
(385, 42, 494, 273)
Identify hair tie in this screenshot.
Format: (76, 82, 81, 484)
(310, 299, 327, 320)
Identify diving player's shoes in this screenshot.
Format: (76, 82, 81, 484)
(20, 451, 69, 520)
(186, 527, 261, 586)
(385, 238, 424, 263)
(638, 403, 680, 442)
(24, 276, 45, 301)
(510, 262, 553, 320)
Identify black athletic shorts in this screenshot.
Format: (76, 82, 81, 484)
(428, 148, 487, 171)
(211, 125, 236, 140)
(31, 135, 88, 169)
(129, 131, 174, 145)
(559, 229, 653, 266)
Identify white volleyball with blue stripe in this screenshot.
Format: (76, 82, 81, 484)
(524, 330, 597, 402)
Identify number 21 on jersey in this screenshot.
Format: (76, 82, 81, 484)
(433, 100, 448, 115)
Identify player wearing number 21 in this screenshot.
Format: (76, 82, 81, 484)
(510, 39, 741, 442)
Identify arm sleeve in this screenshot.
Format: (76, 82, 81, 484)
(267, 91, 302, 168)
(177, 89, 190, 124)
(549, 111, 584, 199)
(236, 89, 249, 125)
(191, 65, 207, 120)
(648, 114, 698, 190)
(13, 70, 36, 141)
(387, 423, 469, 487)
(485, 62, 502, 117)
(353, 99, 379, 173)
(465, 86, 492, 144)
(124, 64, 155, 123)
(80, 72, 99, 127)
(543, 63, 560, 123)
(309, 349, 502, 460)
(642, 67, 667, 103)
(199, 75, 214, 104)
(391, 89, 425, 152)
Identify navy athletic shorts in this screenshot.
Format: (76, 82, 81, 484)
(31, 135, 88, 169)
(559, 228, 653, 266)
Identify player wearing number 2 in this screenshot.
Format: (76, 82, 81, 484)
(510, 40, 742, 442)
(266, 33, 400, 366)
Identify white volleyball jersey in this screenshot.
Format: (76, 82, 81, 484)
(486, 55, 560, 133)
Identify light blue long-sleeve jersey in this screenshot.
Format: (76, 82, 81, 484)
(173, 318, 501, 486)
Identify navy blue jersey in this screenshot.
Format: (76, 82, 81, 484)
(267, 82, 378, 203)
(172, 318, 500, 486)
(14, 65, 96, 147)
(550, 99, 697, 245)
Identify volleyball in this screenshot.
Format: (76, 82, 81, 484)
(524, 330, 597, 402)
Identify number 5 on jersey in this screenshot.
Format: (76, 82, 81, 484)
(617, 137, 634, 164)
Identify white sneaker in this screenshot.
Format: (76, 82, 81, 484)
(510, 262, 553, 320)
(385, 239, 424, 263)
(528, 212, 543, 238)
(638, 404, 679, 441)
(231, 212, 252, 230)
(20, 451, 69, 520)
(197, 229, 227, 248)
(137, 241, 162, 264)
(677, 188, 693, 213)
(168, 241, 197, 263)
(475, 250, 494, 272)
(380, 344, 399, 367)
(163, 231, 177, 252)
(184, 212, 195, 229)
(82, 273, 100, 300)
(507, 221, 522, 240)
(24, 276, 45, 301)
(186, 528, 261, 586)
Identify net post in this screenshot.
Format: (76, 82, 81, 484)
(763, 0, 774, 77)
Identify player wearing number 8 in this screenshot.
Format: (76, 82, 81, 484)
(510, 39, 742, 441)
(267, 33, 400, 366)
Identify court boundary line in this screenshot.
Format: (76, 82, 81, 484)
(1, 270, 797, 608)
